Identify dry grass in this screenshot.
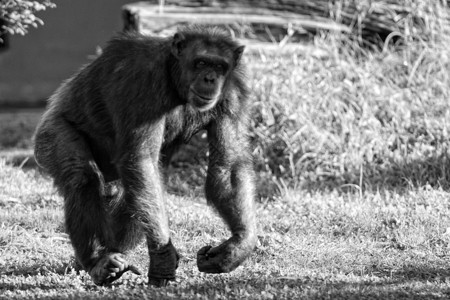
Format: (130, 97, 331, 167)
(291, 0, 450, 42)
(246, 1, 450, 196)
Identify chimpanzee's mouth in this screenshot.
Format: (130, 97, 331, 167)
(189, 89, 218, 111)
(190, 89, 214, 102)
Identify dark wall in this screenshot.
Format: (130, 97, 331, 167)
(0, 0, 134, 106)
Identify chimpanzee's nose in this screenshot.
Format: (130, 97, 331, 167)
(204, 73, 216, 84)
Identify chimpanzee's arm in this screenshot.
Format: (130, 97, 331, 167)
(116, 121, 179, 285)
(197, 114, 257, 273)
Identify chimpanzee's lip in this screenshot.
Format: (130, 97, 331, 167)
(190, 89, 214, 102)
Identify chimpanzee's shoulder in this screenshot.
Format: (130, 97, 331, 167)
(104, 32, 171, 56)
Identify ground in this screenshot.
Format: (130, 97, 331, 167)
(2, 161, 450, 299)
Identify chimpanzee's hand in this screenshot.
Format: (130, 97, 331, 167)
(89, 253, 142, 286)
(197, 236, 255, 273)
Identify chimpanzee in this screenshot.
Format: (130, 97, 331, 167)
(34, 25, 256, 286)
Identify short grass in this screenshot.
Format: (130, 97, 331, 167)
(2, 161, 450, 299)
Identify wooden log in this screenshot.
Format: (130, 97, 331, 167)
(125, 0, 450, 39)
(122, 3, 350, 36)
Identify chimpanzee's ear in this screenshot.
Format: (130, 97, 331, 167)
(172, 32, 186, 58)
(234, 45, 245, 64)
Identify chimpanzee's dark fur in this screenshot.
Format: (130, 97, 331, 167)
(34, 25, 256, 286)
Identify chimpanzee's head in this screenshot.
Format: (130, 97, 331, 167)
(171, 26, 245, 112)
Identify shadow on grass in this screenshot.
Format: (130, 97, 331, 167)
(371, 264, 450, 284)
(3, 110, 450, 199)
(6, 144, 450, 200)
(0, 259, 80, 277)
(0, 282, 59, 292)
(272, 152, 450, 197)
(164, 150, 450, 200)
(2, 262, 450, 299)
(183, 265, 450, 299)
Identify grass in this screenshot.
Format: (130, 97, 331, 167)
(247, 1, 450, 195)
(1, 1, 450, 298)
(2, 161, 450, 299)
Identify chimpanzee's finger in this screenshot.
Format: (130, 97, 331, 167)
(127, 264, 143, 275)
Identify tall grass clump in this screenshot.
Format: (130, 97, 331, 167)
(249, 0, 450, 196)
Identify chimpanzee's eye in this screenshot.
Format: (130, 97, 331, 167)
(196, 60, 206, 68)
(216, 64, 228, 73)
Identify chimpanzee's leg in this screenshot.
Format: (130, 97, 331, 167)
(34, 117, 139, 286)
(106, 180, 143, 251)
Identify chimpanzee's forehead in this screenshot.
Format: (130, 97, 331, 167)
(189, 39, 234, 59)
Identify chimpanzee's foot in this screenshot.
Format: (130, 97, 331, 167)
(148, 240, 180, 287)
(89, 253, 142, 286)
(197, 236, 255, 273)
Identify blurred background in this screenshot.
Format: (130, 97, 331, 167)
(1, 0, 450, 199)
(0, 0, 134, 106)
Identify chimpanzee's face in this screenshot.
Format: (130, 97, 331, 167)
(185, 51, 229, 111)
(172, 33, 244, 112)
